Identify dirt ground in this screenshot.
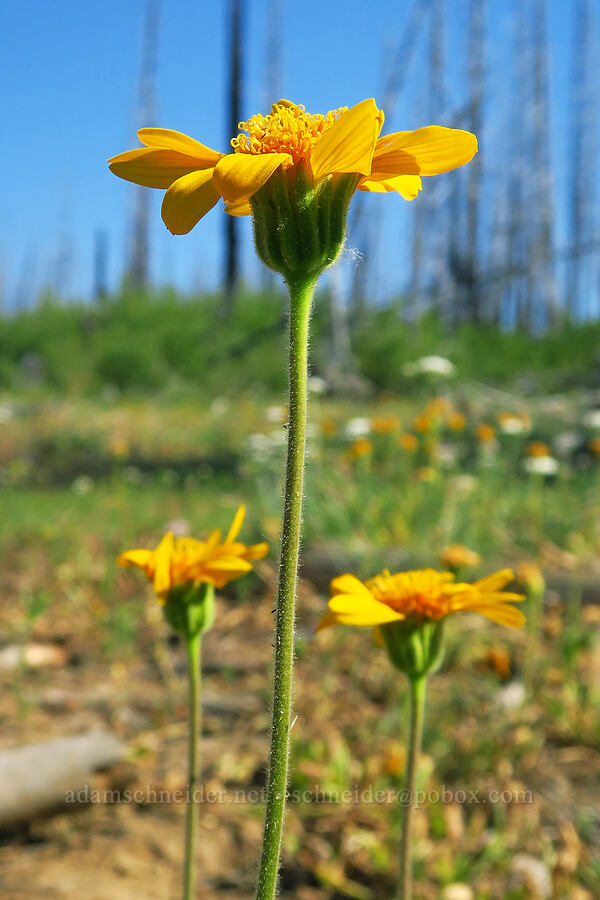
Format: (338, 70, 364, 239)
(1, 556, 599, 899)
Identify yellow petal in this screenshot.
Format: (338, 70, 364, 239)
(326, 604, 403, 627)
(359, 173, 422, 199)
(205, 557, 253, 573)
(108, 148, 206, 189)
(196, 529, 222, 563)
(315, 610, 341, 632)
(117, 548, 153, 570)
(311, 98, 384, 180)
(330, 573, 373, 599)
(138, 128, 222, 166)
(371, 126, 477, 177)
(153, 533, 174, 596)
(225, 505, 245, 544)
(161, 169, 220, 234)
(224, 200, 252, 216)
(465, 603, 526, 628)
(213, 152, 293, 204)
(472, 569, 514, 592)
(372, 625, 385, 647)
(244, 541, 269, 561)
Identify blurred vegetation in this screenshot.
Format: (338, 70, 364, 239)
(2, 289, 600, 396)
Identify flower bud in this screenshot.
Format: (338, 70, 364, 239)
(380, 618, 445, 679)
(250, 163, 359, 284)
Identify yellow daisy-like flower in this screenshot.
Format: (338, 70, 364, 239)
(438, 544, 482, 571)
(117, 505, 268, 600)
(476, 423, 496, 443)
(526, 440, 551, 458)
(108, 98, 477, 235)
(317, 568, 525, 631)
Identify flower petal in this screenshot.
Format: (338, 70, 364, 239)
(161, 169, 220, 234)
(153, 533, 174, 597)
(225, 505, 245, 544)
(463, 602, 526, 628)
(371, 126, 477, 177)
(108, 148, 207, 189)
(330, 573, 373, 599)
(244, 542, 269, 561)
(321, 603, 403, 628)
(224, 200, 252, 216)
(472, 570, 515, 592)
(359, 173, 422, 199)
(311, 98, 384, 180)
(138, 128, 222, 165)
(213, 152, 293, 203)
(206, 556, 253, 571)
(117, 548, 154, 571)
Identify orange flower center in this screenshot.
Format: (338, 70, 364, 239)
(367, 570, 458, 620)
(231, 100, 346, 164)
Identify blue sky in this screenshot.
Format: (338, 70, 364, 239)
(0, 0, 582, 305)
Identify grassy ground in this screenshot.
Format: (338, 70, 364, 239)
(1, 298, 600, 898)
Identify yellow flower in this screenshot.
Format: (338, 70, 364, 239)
(117, 506, 268, 600)
(398, 432, 419, 451)
(108, 99, 477, 235)
(516, 561, 545, 596)
(317, 568, 525, 631)
(476, 423, 496, 443)
(415, 465, 438, 482)
(446, 411, 467, 432)
(526, 440, 551, 458)
(438, 544, 481, 570)
(349, 437, 373, 459)
(371, 414, 401, 434)
(413, 412, 433, 433)
(321, 418, 338, 437)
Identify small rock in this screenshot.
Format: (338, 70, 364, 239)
(510, 854, 552, 897)
(0, 732, 125, 829)
(0, 642, 68, 671)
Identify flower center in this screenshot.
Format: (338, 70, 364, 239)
(367, 570, 456, 620)
(231, 100, 346, 164)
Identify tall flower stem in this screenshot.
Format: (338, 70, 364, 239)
(397, 674, 427, 900)
(183, 632, 202, 900)
(255, 277, 315, 900)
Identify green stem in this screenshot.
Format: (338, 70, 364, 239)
(255, 277, 315, 900)
(183, 633, 202, 900)
(397, 675, 427, 900)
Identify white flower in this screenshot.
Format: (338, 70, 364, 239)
(437, 442, 458, 467)
(403, 355, 456, 378)
(523, 456, 559, 476)
(583, 410, 600, 429)
(554, 430, 581, 455)
(247, 433, 272, 455)
(345, 417, 371, 438)
(308, 375, 328, 394)
(499, 416, 527, 435)
(71, 475, 94, 495)
(211, 397, 228, 416)
(449, 474, 479, 495)
(265, 405, 285, 423)
(165, 518, 190, 537)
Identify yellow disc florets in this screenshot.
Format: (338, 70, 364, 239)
(231, 99, 346, 163)
(367, 569, 458, 620)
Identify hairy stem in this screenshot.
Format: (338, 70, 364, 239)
(255, 277, 315, 900)
(397, 675, 427, 900)
(183, 633, 202, 900)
